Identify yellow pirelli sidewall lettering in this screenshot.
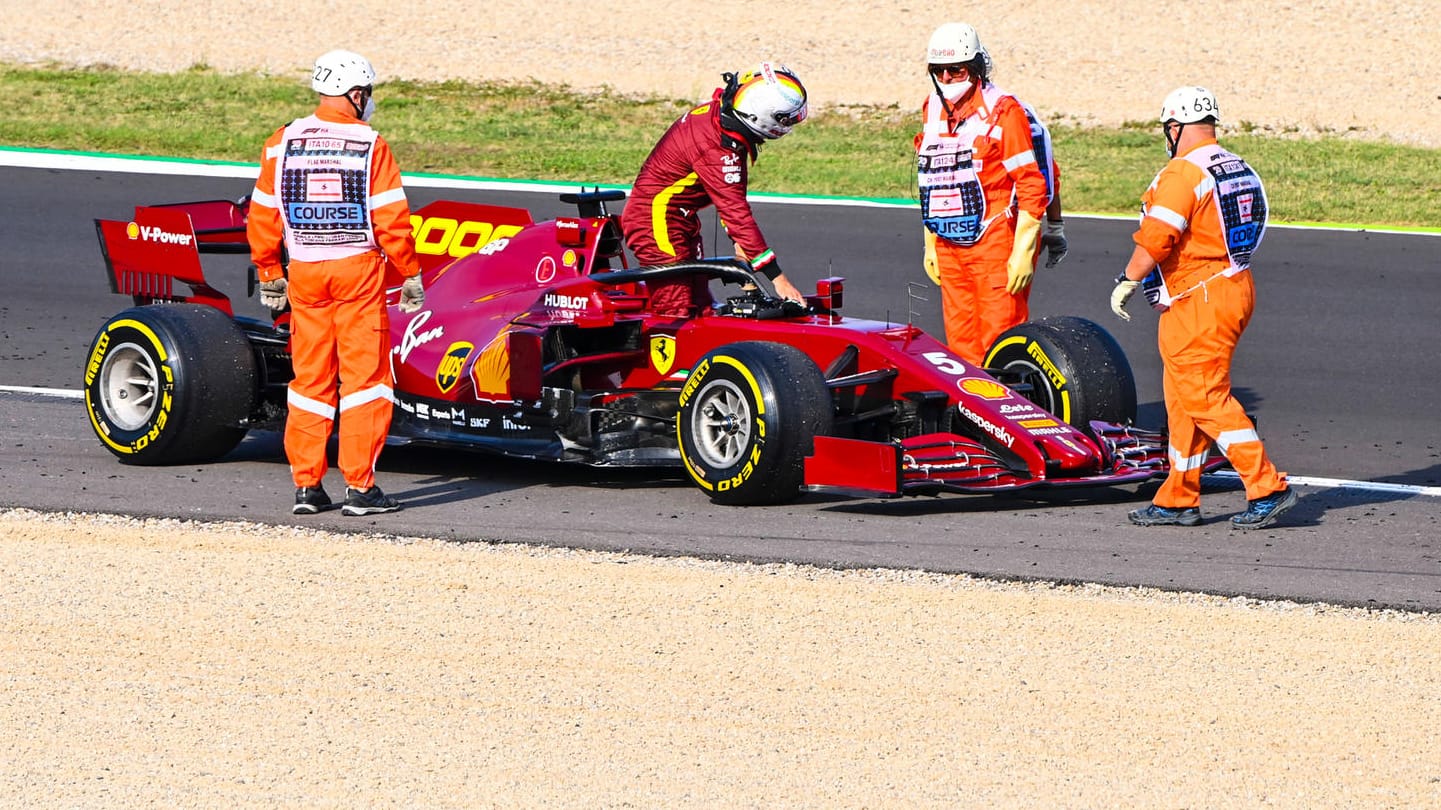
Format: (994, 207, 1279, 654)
(86, 319, 174, 455)
(1026, 340, 1068, 388)
(84, 332, 110, 387)
(677, 357, 710, 408)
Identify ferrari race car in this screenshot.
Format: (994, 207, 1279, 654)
(85, 188, 1191, 505)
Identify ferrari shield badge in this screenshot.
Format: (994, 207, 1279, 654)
(650, 334, 677, 376)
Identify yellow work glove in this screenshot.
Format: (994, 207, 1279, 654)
(923, 228, 940, 285)
(1005, 211, 1042, 294)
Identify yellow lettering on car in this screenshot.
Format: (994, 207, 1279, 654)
(410, 215, 525, 258)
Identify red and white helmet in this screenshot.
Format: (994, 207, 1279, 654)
(730, 63, 809, 140)
(311, 50, 376, 96)
(1160, 86, 1221, 124)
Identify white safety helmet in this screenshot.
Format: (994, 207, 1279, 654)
(926, 23, 983, 65)
(1160, 86, 1221, 124)
(730, 63, 809, 140)
(311, 50, 376, 96)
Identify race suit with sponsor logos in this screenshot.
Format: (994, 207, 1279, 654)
(621, 89, 775, 316)
(914, 84, 1048, 364)
(1132, 137, 1285, 508)
(247, 106, 421, 493)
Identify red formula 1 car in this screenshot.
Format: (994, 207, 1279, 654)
(85, 189, 1193, 505)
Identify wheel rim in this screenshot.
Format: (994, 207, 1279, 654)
(690, 379, 752, 469)
(1000, 360, 1061, 416)
(99, 342, 162, 431)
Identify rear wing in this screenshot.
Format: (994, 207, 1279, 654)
(95, 201, 240, 314)
(93, 191, 618, 310)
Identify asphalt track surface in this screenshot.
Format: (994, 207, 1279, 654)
(2, 160, 1439, 610)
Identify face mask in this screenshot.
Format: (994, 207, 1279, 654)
(938, 77, 973, 103)
(360, 96, 376, 122)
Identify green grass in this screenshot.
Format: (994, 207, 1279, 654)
(3, 63, 1438, 228)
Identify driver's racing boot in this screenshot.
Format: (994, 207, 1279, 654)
(1231, 487, 1298, 530)
(1128, 503, 1202, 527)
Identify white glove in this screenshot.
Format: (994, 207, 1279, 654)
(1110, 277, 1141, 321)
(259, 278, 288, 311)
(397, 274, 425, 313)
(1041, 219, 1068, 268)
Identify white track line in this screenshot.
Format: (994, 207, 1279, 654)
(1, 385, 83, 399)
(1207, 470, 1441, 498)
(6, 385, 1435, 497)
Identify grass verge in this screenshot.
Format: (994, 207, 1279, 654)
(2, 63, 1437, 229)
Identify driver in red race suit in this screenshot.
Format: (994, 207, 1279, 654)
(622, 63, 809, 316)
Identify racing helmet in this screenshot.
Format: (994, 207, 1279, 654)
(728, 63, 809, 140)
(926, 23, 983, 65)
(1160, 86, 1221, 124)
(312, 49, 376, 96)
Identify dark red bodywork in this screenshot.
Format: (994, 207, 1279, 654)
(94, 191, 1180, 498)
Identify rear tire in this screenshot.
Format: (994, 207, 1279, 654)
(983, 316, 1137, 429)
(677, 341, 832, 505)
(83, 304, 258, 464)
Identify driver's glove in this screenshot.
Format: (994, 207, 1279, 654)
(397, 274, 425, 313)
(259, 278, 289, 311)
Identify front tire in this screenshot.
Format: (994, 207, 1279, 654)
(83, 304, 258, 464)
(677, 341, 832, 505)
(983, 315, 1137, 429)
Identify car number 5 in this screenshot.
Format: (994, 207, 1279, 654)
(922, 351, 966, 376)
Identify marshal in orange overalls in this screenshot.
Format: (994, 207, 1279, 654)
(915, 84, 1048, 364)
(247, 104, 421, 494)
(1133, 139, 1287, 509)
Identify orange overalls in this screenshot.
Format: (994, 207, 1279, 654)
(915, 84, 1048, 364)
(247, 106, 421, 492)
(1134, 139, 1286, 508)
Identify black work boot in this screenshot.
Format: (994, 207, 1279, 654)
(293, 486, 332, 515)
(342, 485, 402, 516)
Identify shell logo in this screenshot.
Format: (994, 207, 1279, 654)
(960, 378, 1009, 400)
(125, 222, 140, 240)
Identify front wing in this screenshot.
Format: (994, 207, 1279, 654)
(804, 421, 1215, 497)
